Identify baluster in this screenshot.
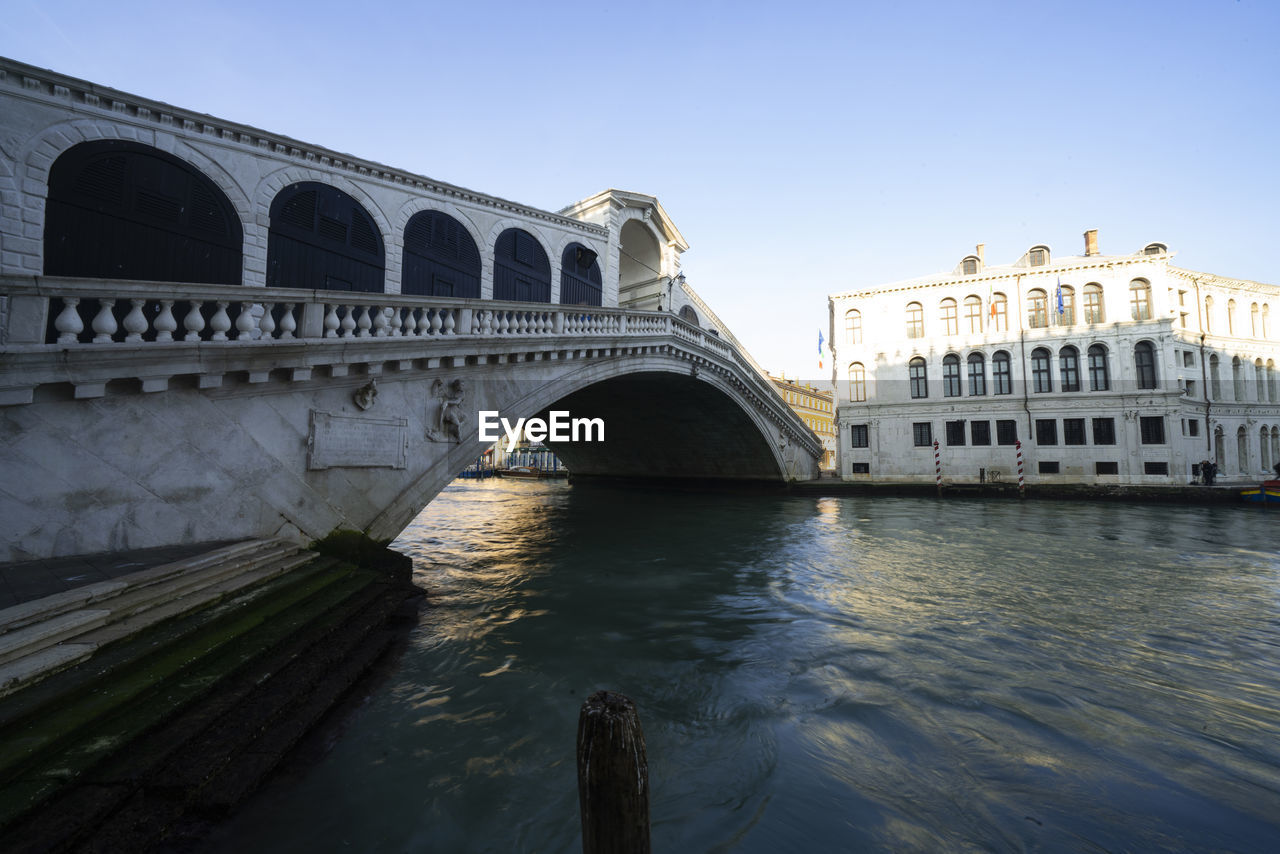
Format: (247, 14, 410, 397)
(531, 312, 542, 334)
(323, 304, 340, 338)
(429, 308, 443, 336)
(236, 302, 258, 340)
(471, 311, 482, 334)
(183, 301, 206, 341)
(402, 307, 417, 337)
(154, 300, 177, 342)
(372, 306, 388, 337)
(55, 297, 84, 343)
(340, 305, 357, 338)
(259, 302, 277, 339)
(417, 308, 433, 337)
(122, 299, 147, 342)
(389, 307, 403, 337)
(92, 299, 118, 343)
(443, 309, 456, 335)
(209, 301, 232, 341)
(355, 306, 372, 337)
(517, 312, 528, 335)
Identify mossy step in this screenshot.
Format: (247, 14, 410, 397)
(0, 554, 341, 734)
(0, 570, 407, 852)
(0, 563, 378, 829)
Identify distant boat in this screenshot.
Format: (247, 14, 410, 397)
(1240, 480, 1280, 504)
(498, 466, 543, 479)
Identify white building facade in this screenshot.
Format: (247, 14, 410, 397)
(829, 231, 1280, 485)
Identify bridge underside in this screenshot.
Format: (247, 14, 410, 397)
(542, 373, 783, 481)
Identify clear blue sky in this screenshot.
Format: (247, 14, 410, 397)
(4, 0, 1277, 380)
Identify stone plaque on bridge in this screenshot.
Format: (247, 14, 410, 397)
(307, 410, 408, 470)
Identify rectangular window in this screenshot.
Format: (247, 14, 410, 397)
(1140, 416, 1166, 445)
(996, 419, 1018, 445)
(913, 422, 933, 447)
(1095, 461, 1119, 475)
(1183, 351, 1195, 367)
(993, 357, 1012, 395)
(1063, 418, 1086, 445)
(850, 424, 869, 448)
(1092, 418, 1116, 445)
(1185, 379, 1197, 398)
(1188, 419, 1200, 437)
(1035, 418, 1057, 446)
(1038, 461, 1060, 474)
(971, 420, 991, 446)
(851, 462, 870, 474)
(1144, 461, 1169, 475)
(946, 420, 966, 446)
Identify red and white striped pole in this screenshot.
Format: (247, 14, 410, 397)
(1015, 439, 1025, 499)
(933, 439, 942, 496)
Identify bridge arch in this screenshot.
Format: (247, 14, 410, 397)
(492, 227, 552, 303)
(256, 166, 396, 291)
(400, 208, 483, 298)
(392, 198, 486, 296)
(266, 181, 386, 293)
(617, 215, 664, 306)
(44, 140, 244, 285)
(366, 352, 794, 541)
(12, 120, 255, 283)
(559, 242, 603, 306)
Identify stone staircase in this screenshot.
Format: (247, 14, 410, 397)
(0, 538, 421, 852)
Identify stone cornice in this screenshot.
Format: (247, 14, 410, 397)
(558, 189, 688, 249)
(0, 56, 607, 238)
(830, 253, 1170, 301)
(1166, 266, 1280, 296)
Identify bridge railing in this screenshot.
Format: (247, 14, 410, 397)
(0, 276, 664, 347)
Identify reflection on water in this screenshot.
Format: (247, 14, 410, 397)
(206, 480, 1280, 852)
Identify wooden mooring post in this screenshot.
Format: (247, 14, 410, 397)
(577, 690, 651, 854)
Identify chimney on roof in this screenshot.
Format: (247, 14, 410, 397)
(1084, 229, 1099, 256)
(975, 243, 985, 263)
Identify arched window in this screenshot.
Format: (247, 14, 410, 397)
(1059, 345, 1080, 392)
(402, 209, 480, 298)
(1238, 426, 1249, 473)
(1083, 283, 1104, 324)
(962, 256, 980, 275)
(909, 357, 928, 398)
(846, 309, 863, 344)
(494, 228, 551, 302)
(1028, 245, 1049, 266)
(1272, 427, 1280, 470)
(1268, 359, 1277, 402)
(1135, 341, 1158, 390)
(990, 293, 1008, 332)
(1129, 279, 1152, 320)
(1204, 295, 1214, 333)
(941, 298, 958, 335)
(967, 352, 986, 396)
(992, 350, 1013, 395)
(1210, 354, 1221, 400)
(1215, 425, 1226, 470)
(1058, 285, 1075, 325)
(1228, 299, 1237, 335)
(1031, 347, 1052, 392)
(1256, 358, 1265, 401)
(46, 140, 242, 285)
(268, 182, 384, 292)
(1088, 344, 1110, 391)
(964, 296, 983, 333)
(678, 305, 700, 326)
(561, 243, 603, 305)
(1028, 289, 1049, 329)
(943, 353, 961, 397)
(906, 302, 924, 338)
(1233, 356, 1244, 401)
(1263, 427, 1272, 474)
(849, 362, 866, 402)
(1264, 304, 1272, 339)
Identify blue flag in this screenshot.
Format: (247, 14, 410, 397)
(817, 329, 824, 354)
(1055, 277, 1064, 315)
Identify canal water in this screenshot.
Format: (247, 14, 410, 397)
(206, 480, 1280, 852)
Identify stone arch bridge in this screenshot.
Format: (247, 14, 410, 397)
(0, 58, 821, 563)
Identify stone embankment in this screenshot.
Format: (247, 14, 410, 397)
(0, 536, 422, 852)
(791, 480, 1244, 504)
